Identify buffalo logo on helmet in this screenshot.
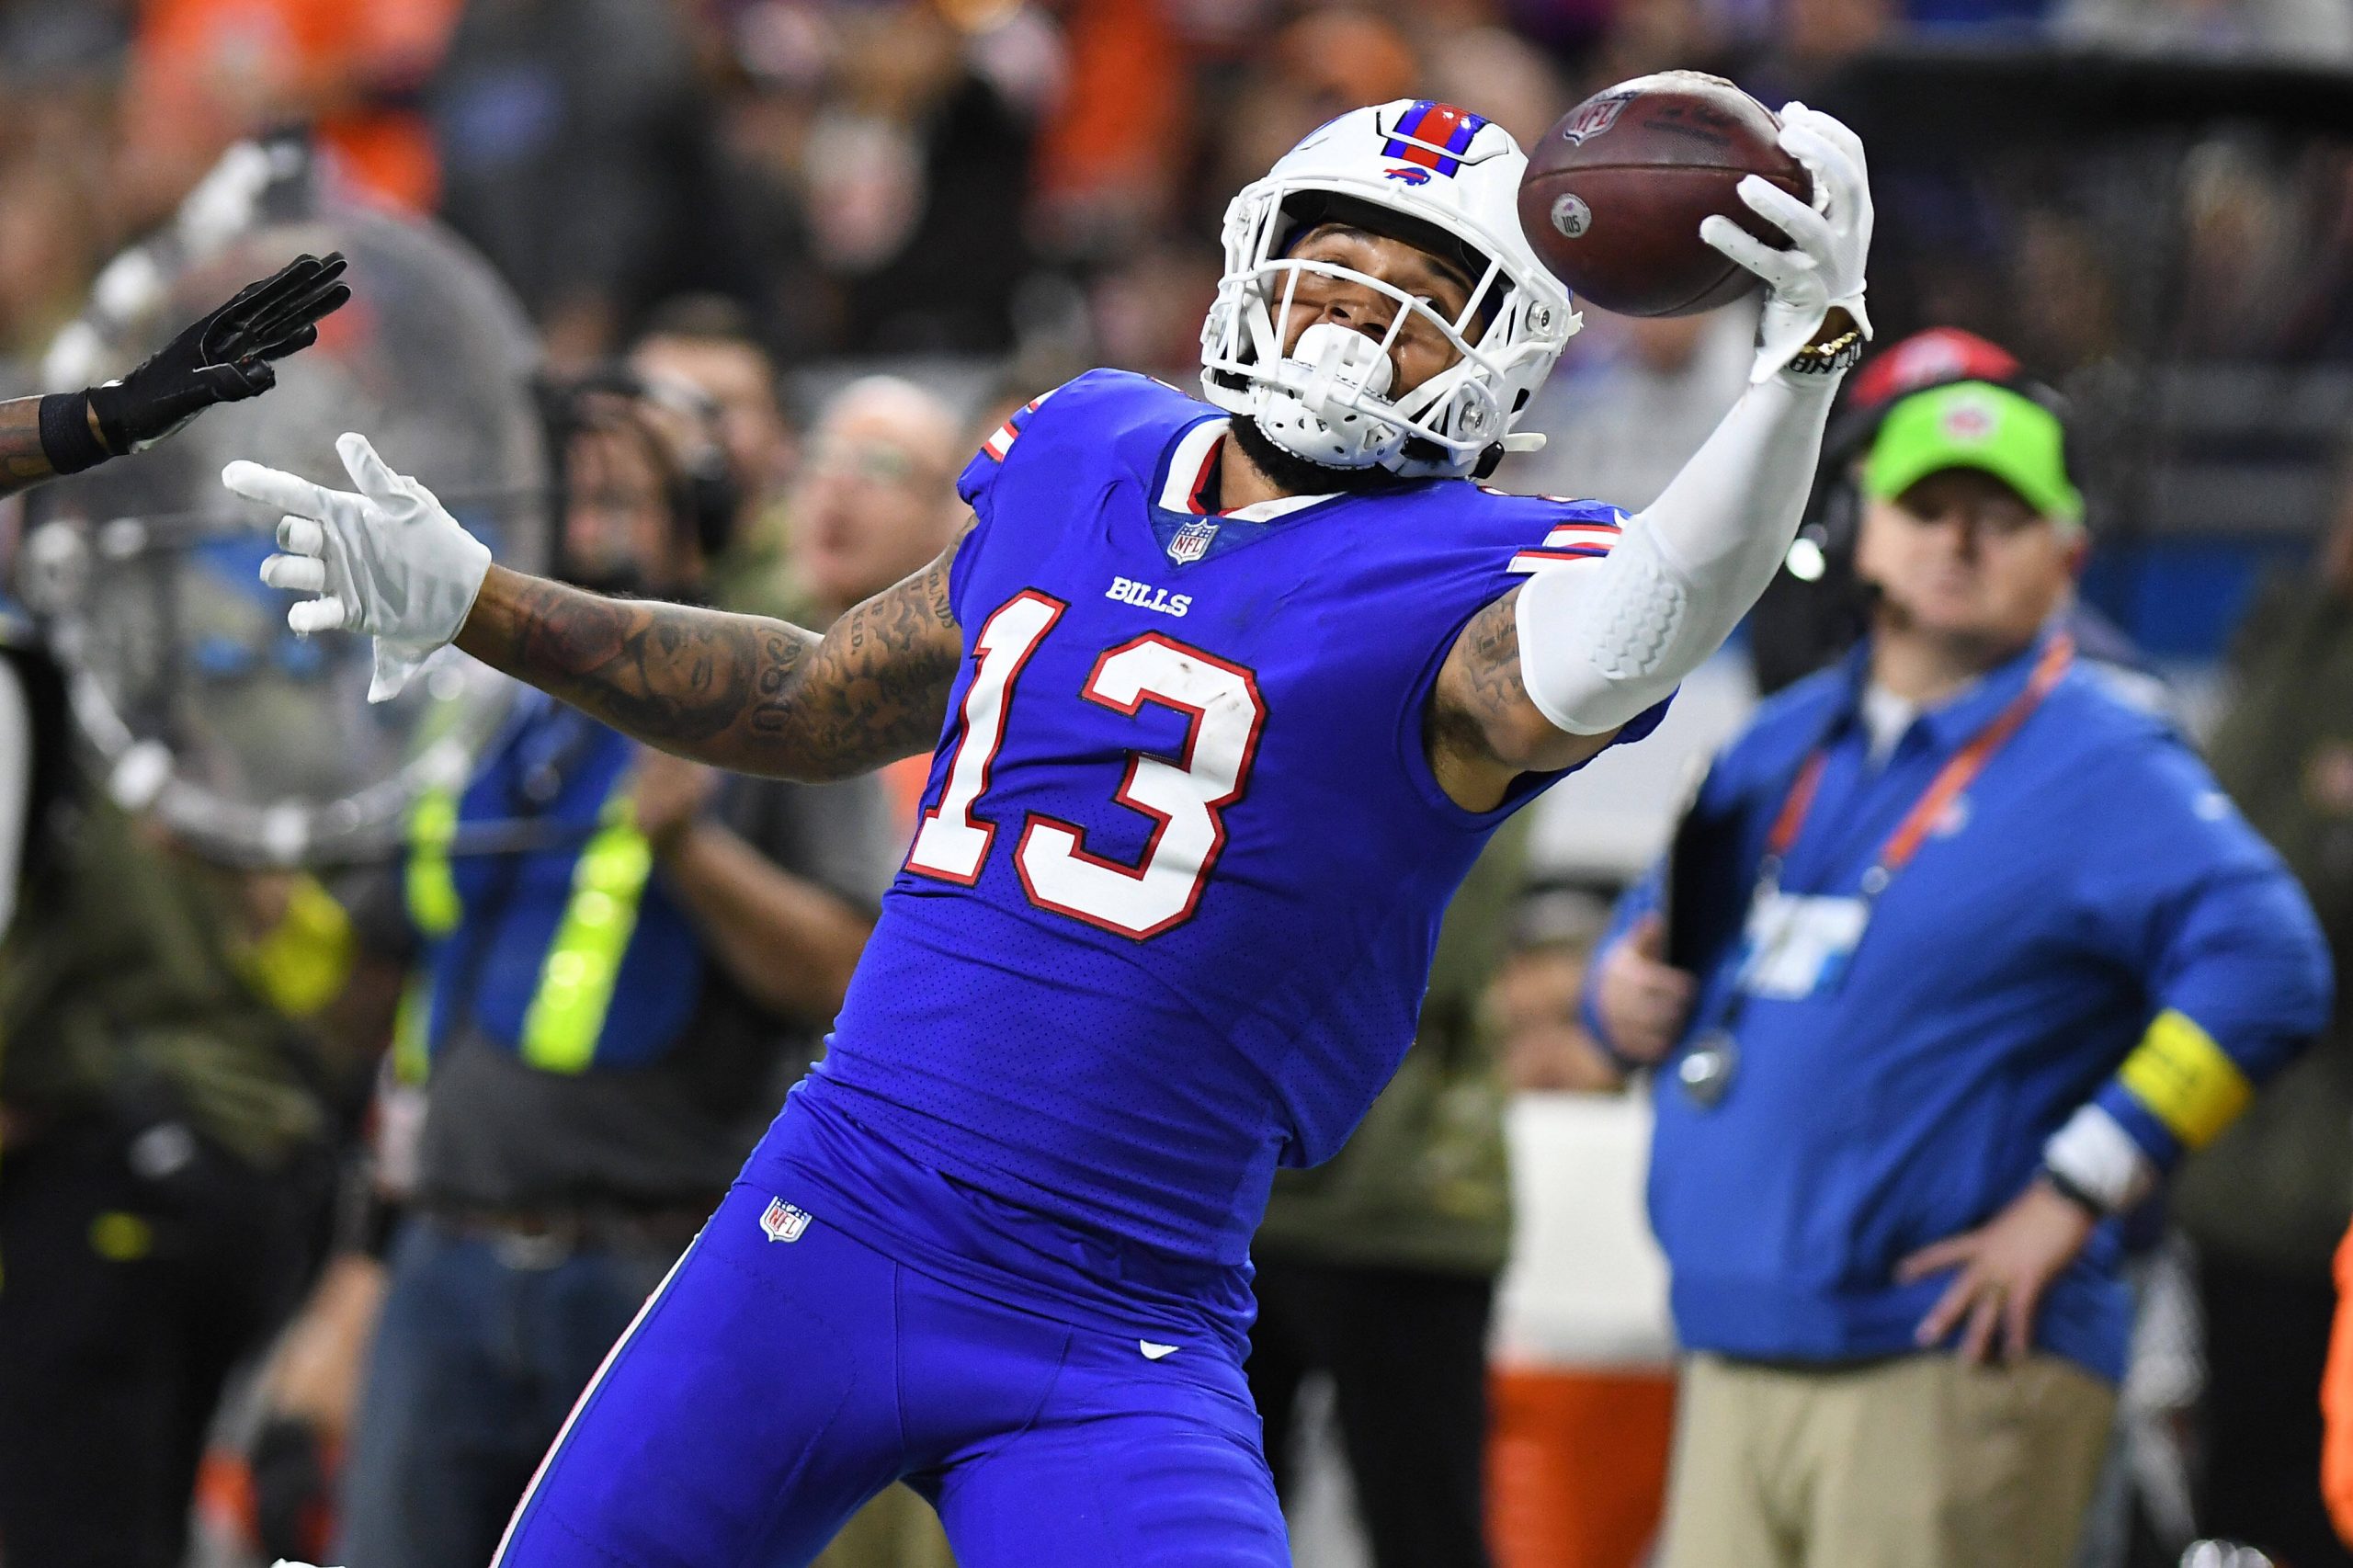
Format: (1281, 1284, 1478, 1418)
(1557, 92, 1635, 146)
(1383, 165, 1433, 186)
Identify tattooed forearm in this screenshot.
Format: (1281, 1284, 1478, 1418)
(459, 571, 812, 751)
(746, 546, 964, 772)
(1427, 585, 1615, 811)
(455, 540, 964, 780)
(0, 397, 58, 499)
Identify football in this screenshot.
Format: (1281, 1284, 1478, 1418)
(1517, 72, 1812, 317)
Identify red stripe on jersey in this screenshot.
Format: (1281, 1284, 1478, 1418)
(982, 398, 1047, 461)
(1188, 435, 1223, 514)
(1507, 546, 1613, 574)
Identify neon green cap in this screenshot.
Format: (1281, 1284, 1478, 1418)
(1863, 381, 2083, 528)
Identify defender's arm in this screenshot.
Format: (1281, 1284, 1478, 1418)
(4, 254, 349, 500)
(0, 398, 63, 498)
(454, 541, 964, 780)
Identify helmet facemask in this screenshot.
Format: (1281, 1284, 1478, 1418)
(1203, 183, 1570, 482)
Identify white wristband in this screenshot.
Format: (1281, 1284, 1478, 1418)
(2042, 1103, 2157, 1214)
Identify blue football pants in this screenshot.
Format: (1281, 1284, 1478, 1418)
(490, 1182, 1290, 1567)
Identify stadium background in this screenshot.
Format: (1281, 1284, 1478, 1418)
(0, 1, 2348, 1566)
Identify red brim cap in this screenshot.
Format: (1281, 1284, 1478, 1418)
(1849, 328, 2023, 414)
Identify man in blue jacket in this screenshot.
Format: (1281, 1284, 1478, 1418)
(1587, 372, 2333, 1568)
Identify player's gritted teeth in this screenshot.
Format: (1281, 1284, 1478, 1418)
(1276, 226, 1472, 398)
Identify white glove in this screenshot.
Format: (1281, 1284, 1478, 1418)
(223, 432, 492, 702)
(1700, 102, 1874, 383)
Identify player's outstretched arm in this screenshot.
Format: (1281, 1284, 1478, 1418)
(454, 550, 962, 779)
(1428, 103, 1871, 812)
(0, 397, 54, 498)
(223, 432, 963, 781)
(2, 253, 349, 500)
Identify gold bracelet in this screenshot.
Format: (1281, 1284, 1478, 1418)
(1785, 328, 1865, 376)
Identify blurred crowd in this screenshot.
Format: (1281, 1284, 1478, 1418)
(3, 3, 2353, 1568)
(9, 0, 2353, 658)
(4, 0, 2353, 391)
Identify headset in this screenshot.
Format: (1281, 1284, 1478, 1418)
(1750, 347, 2083, 695)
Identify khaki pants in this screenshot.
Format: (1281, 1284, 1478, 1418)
(1658, 1352, 2117, 1568)
(813, 1484, 959, 1568)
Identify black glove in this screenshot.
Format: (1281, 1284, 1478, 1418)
(43, 252, 351, 473)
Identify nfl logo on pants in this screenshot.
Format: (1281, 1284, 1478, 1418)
(760, 1198, 812, 1243)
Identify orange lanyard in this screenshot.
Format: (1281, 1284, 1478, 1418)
(1760, 633, 2075, 900)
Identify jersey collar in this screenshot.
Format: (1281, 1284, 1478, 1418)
(1155, 417, 1336, 523)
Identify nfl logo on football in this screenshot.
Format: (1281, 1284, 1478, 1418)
(760, 1198, 812, 1244)
(1168, 517, 1219, 565)
(1557, 91, 1632, 146)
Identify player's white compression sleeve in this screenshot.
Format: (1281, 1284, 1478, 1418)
(1514, 370, 1841, 735)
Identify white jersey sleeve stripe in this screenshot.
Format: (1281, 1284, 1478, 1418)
(981, 394, 1052, 462)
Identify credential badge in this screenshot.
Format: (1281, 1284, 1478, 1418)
(760, 1198, 812, 1244)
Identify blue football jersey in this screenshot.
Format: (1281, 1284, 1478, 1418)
(797, 369, 1652, 1273)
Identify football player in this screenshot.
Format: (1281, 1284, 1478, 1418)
(0, 252, 348, 499)
(229, 100, 1870, 1566)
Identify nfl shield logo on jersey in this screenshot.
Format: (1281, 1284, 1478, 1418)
(1168, 517, 1219, 564)
(760, 1198, 812, 1244)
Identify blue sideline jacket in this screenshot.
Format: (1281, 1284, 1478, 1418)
(1588, 628, 2333, 1381)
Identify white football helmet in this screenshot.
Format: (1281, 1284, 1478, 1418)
(1200, 99, 1580, 481)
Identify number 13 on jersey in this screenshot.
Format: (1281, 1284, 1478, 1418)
(904, 589, 1267, 938)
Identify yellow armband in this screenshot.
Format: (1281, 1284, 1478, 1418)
(2118, 1008, 2252, 1151)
